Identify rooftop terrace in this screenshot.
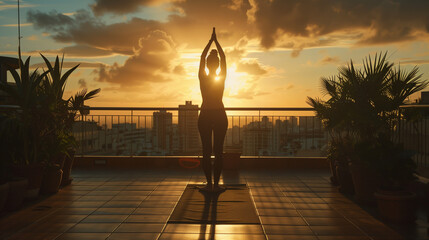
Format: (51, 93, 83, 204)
(1, 168, 427, 240)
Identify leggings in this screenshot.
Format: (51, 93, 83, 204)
(198, 109, 228, 185)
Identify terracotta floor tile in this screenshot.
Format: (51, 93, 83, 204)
(93, 207, 135, 215)
(293, 203, 332, 210)
(267, 235, 318, 240)
(110, 195, 148, 201)
(298, 210, 342, 218)
(124, 214, 169, 223)
(21, 222, 76, 233)
(260, 216, 307, 225)
(264, 225, 314, 235)
(55, 233, 111, 240)
(138, 201, 177, 208)
(310, 225, 364, 236)
(107, 233, 159, 240)
(159, 233, 266, 240)
(78, 195, 114, 201)
(316, 236, 371, 240)
(284, 192, 319, 198)
(288, 197, 327, 204)
(67, 201, 106, 208)
(258, 208, 300, 217)
(145, 195, 180, 201)
(7, 232, 60, 240)
(102, 201, 142, 208)
(41, 214, 88, 223)
(254, 202, 295, 209)
(114, 223, 164, 233)
(55, 208, 97, 215)
(81, 214, 129, 223)
(133, 207, 173, 215)
(67, 223, 120, 233)
(304, 217, 353, 226)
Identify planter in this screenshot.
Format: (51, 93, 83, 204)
(328, 158, 339, 185)
(335, 161, 354, 194)
(0, 182, 9, 212)
(375, 190, 416, 223)
(4, 178, 28, 211)
(61, 150, 75, 186)
(223, 152, 241, 170)
(349, 161, 380, 204)
(12, 163, 44, 199)
(40, 165, 63, 194)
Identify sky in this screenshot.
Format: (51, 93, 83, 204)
(1, 0, 429, 108)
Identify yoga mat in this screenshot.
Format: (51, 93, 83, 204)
(168, 184, 260, 224)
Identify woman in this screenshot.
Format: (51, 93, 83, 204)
(198, 28, 228, 192)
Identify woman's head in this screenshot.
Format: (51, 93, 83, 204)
(206, 49, 219, 73)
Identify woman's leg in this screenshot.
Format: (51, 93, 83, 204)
(213, 111, 228, 189)
(198, 111, 213, 189)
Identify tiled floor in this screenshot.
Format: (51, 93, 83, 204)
(0, 169, 424, 240)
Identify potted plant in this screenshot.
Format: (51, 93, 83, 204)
(62, 88, 100, 186)
(0, 56, 49, 200)
(37, 54, 100, 190)
(308, 52, 428, 205)
(371, 135, 417, 222)
(328, 138, 354, 194)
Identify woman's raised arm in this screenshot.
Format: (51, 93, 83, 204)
(214, 37, 226, 79)
(199, 39, 213, 79)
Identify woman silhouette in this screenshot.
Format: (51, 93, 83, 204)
(198, 28, 228, 192)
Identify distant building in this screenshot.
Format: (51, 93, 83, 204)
(178, 101, 200, 154)
(422, 91, 429, 104)
(242, 116, 273, 156)
(152, 110, 173, 154)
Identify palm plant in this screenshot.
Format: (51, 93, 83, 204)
(308, 52, 428, 188)
(0, 57, 49, 165)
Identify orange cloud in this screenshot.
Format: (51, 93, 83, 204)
(95, 30, 178, 88)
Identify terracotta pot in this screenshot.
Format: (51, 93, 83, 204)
(55, 154, 66, 169)
(375, 190, 416, 223)
(335, 161, 354, 194)
(0, 182, 9, 212)
(349, 161, 380, 204)
(4, 178, 28, 211)
(21, 164, 44, 199)
(61, 150, 75, 186)
(40, 165, 63, 194)
(328, 158, 339, 185)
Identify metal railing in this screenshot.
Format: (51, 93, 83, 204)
(73, 107, 328, 158)
(1, 104, 427, 168)
(398, 104, 429, 168)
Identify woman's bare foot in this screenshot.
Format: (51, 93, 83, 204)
(199, 184, 213, 192)
(212, 185, 225, 193)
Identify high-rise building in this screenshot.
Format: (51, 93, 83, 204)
(178, 101, 200, 154)
(152, 110, 173, 154)
(242, 116, 273, 156)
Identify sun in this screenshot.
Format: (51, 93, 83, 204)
(225, 64, 247, 96)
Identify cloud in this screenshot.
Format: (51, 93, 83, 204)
(78, 79, 87, 88)
(30, 61, 106, 69)
(95, 30, 178, 88)
(236, 60, 267, 75)
(227, 83, 267, 100)
(0, 2, 36, 11)
(251, 0, 429, 49)
(91, 0, 168, 16)
(172, 64, 186, 75)
(27, 9, 162, 55)
(399, 59, 429, 65)
(39, 45, 115, 58)
(319, 56, 341, 65)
